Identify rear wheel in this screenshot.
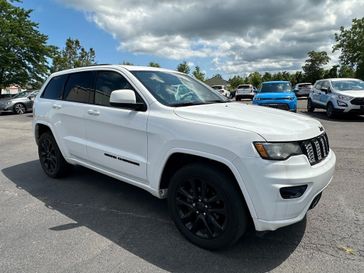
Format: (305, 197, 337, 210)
(168, 163, 248, 250)
(326, 102, 336, 118)
(13, 103, 26, 114)
(38, 131, 70, 178)
(307, 98, 315, 112)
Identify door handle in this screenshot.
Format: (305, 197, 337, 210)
(87, 109, 100, 116)
(52, 104, 62, 110)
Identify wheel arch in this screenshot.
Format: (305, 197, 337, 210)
(158, 152, 257, 221)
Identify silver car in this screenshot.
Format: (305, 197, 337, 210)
(0, 90, 38, 114)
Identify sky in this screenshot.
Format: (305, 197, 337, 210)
(21, 0, 364, 79)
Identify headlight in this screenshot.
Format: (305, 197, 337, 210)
(337, 94, 352, 101)
(254, 142, 302, 160)
(6, 101, 12, 105)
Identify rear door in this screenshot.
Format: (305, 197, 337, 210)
(84, 70, 149, 183)
(312, 81, 322, 104)
(48, 71, 95, 160)
(319, 81, 330, 105)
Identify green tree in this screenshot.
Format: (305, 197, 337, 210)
(121, 61, 134, 65)
(262, 72, 272, 82)
(148, 61, 160, 67)
(0, 0, 54, 88)
(247, 71, 262, 87)
(192, 66, 205, 81)
(338, 65, 355, 78)
(228, 75, 244, 89)
(291, 71, 304, 85)
(52, 38, 95, 72)
(333, 18, 364, 79)
(324, 65, 339, 78)
(176, 61, 190, 74)
(302, 51, 330, 83)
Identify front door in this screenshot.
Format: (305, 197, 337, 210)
(84, 70, 149, 183)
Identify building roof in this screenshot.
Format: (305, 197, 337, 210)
(204, 75, 228, 87)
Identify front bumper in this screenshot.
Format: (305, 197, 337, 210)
(253, 99, 297, 111)
(234, 149, 336, 231)
(333, 100, 364, 114)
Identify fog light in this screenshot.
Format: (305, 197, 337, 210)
(280, 185, 307, 199)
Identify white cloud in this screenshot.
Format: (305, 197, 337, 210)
(60, 0, 364, 74)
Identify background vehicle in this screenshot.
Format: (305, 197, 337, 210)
(33, 65, 335, 249)
(294, 83, 313, 97)
(252, 81, 297, 112)
(308, 78, 364, 118)
(235, 84, 255, 100)
(211, 85, 229, 97)
(0, 90, 38, 114)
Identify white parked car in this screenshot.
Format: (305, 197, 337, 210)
(235, 84, 255, 100)
(211, 85, 229, 97)
(33, 65, 336, 249)
(294, 83, 313, 97)
(308, 78, 364, 118)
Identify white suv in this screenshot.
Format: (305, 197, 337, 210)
(33, 65, 336, 249)
(308, 78, 364, 118)
(235, 84, 255, 100)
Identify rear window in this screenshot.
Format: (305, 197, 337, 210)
(41, 75, 68, 100)
(238, 85, 251, 88)
(63, 71, 95, 104)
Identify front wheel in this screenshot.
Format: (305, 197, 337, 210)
(168, 163, 248, 250)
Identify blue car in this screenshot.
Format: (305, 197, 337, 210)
(252, 81, 297, 112)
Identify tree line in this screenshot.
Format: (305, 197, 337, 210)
(0, 0, 363, 90)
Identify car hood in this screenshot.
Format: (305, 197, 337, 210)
(336, 90, 364, 97)
(174, 102, 323, 141)
(255, 92, 295, 99)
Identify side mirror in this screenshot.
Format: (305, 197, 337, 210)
(109, 89, 146, 111)
(320, 87, 328, 93)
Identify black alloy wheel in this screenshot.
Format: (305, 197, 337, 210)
(168, 163, 248, 250)
(38, 132, 69, 178)
(175, 178, 227, 239)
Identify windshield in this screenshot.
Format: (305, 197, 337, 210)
(260, 82, 292, 93)
(331, 80, 364, 91)
(11, 91, 30, 99)
(132, 71, 227, 106)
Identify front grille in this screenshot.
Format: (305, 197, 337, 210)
(265, 104, 290, 110)
(299, 133, 330, 165)
(351, 97, 364, 105)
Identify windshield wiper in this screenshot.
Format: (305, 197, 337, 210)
(171, 102, 206, 107)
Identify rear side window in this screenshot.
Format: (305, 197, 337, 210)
(63, 71, 95, 103)
(314, 82, 322, 90)
(95, 71, 134, 106)
(41, 75, 68, 100)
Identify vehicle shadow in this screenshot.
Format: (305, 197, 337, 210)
(2, 160, 306, 273)
(302, 111, 364, 122)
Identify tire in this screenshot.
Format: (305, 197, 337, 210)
(236, 96, 241, 101)
(168, 163, 248, 250)
(38, 131, 70, 178)
(13, 103, 26, 114)
(307, 98, 315, 112)
(326, 102, 336, 119)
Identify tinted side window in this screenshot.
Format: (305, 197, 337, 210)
(41, 75, 68, 100)
(95, 71, 134, 106)
(63, 71, 95, 103)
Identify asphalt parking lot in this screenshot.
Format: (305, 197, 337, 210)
(0, 99, 363, 273)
